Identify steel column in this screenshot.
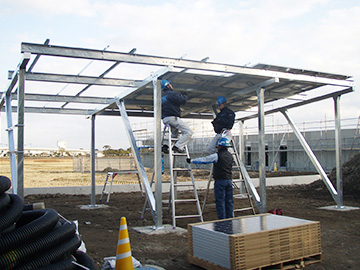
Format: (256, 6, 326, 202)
(153, 78, 163, 228)
(257, 88, 266, 213)
(334, 96, 343, 208)
(238, 121, 245, 163)
(5, 94, 17, 194)
(281, 109, 340, 204)
(17, 68, 25, 198)
(90, 114, 96, 206)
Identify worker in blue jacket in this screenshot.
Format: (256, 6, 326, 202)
(208, 96, 235, 154)
(161, 80, 193, 154)
(187, 137, 234, 219)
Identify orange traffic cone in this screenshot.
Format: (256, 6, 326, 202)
(115, 217, 133, 270)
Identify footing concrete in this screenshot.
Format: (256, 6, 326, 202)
(78, 204, 108, 210)
(137, 265, 166, 270)
(318, 205, 360, 211)
(133, 224, 187, 235)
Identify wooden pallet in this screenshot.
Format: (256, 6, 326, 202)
(188, 253, 322, 270)
(188, 214, 322, 270)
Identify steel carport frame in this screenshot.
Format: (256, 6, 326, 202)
(0, 40, 355, 228)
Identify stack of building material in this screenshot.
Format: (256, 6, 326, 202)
(188, 214, 321, 270)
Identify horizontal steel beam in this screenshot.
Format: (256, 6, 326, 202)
(90, 66, 170, 116)
(25, 72, 141, 87)
(1, 105, 212, 118)
(237, 87, 354, 121)
(22, 42, 354, 87)
(229, 77, 280, 98)
(5, 93, 115, 104)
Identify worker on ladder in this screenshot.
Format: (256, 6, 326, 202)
(208, 96, 235, 154)
(161, 79, 193, 154)
(187, 138, 235, 220)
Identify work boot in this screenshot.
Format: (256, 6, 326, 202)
(162, 145, 169, 154)
(172, 145, 185, 154)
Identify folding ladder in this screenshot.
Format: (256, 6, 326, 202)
(99, 170, 142, 204)
(229, 139, 257, 215)
(202, 139, 257, 216)
(141, 125, 203, 228)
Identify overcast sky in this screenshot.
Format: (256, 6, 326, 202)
(0, 0, 359, 150)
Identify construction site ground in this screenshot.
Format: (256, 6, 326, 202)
(3, 153, 359, 269)
(24, 178, 360, 270)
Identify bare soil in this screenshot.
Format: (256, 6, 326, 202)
(3, 155, 360, 269)
(24, 184, 360, 270)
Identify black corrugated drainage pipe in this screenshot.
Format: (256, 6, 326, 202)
(0, 176, 96, 269)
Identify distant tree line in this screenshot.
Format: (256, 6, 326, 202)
(102, 145, 132, 156)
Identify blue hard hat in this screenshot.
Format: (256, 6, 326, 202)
(217, 96, 227, 106)
(217, 137, 230, 147)
(161, 80, 170, 90)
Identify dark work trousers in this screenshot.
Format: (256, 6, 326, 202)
(214, 179, 233, 219)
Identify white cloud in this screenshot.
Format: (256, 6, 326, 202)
(1, 0, 359, 149)
(0, 0, 96, 17)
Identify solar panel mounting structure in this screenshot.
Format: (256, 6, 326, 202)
(0, 39, 355, 228)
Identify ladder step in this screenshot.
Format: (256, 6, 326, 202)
(233, 179, 245, 183)
(233, 194, 250, 199)
(234, 207, 254, 212)
(174, 183, 194, 187)
(175, 214, 202, 219)
(161, 128, 203, 227)
(173, 168, 190, 172)
(174, 198, 197, 203)
(172, 152, 187, 156)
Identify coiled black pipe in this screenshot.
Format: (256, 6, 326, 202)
(0, 176, 11, 194)
(0, 194, 24, 233)
(16, 234, 81, 270)
(0, 193, 11, 211)
(38, 251, 96, 270)
(0, 208, 59, 254)
(0, 176, 96, 270)
(73, 250, 96, 269)
(38, 257, 77, 270)
(0, 220, 76, 270)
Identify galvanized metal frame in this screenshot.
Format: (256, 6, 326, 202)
(257, 88, 266, 213)
(153, 79, 163, 228)
(5, 94, 17, 194)
(0, 53, 30, 196)
(0, 41, 355, 226)
(237, 89, 352, 209)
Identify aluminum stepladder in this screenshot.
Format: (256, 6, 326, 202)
(99, 170, 143, 204)
(201, 138, 257, 216)
(229, 139, 257, 215)
(141, 124, 203, 228)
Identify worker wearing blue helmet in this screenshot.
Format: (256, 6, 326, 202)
(161, 79, 194, 154)
(187, 137, 234, 219)
(208, 96, 235, 154)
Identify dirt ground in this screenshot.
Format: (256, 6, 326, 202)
(4, 154, 360, 269)
(24, 182, 360, 270)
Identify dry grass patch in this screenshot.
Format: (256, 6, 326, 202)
(0, 157, 142, 187)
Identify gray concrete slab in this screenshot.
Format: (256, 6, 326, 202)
(318, 205, 360, 211)
(132, 224, 187, 235)
(23, 175, 321, 196)
(78, 204, 109, 210)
